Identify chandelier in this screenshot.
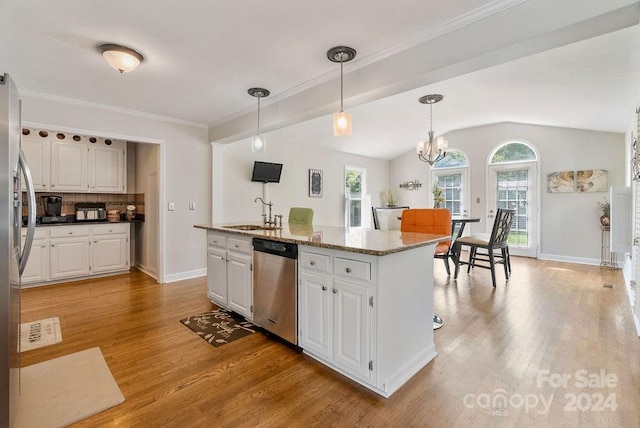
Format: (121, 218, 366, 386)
(416, 94, 448, 165)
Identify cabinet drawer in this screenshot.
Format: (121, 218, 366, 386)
(207, 233, 227, 248)
(21, 228, 47, 240)
(92, 223, 127, 236)
(300, 251, 330, 273)
(49, 226, 90, 238)
(334, 257, 371, 281)
(227, 237, 252, 254)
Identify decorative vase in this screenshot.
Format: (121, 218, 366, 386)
(600, 215, 610, 226)
(434, 202, 441, 209)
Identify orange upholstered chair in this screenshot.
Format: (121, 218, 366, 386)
(401, 208, 452, 275)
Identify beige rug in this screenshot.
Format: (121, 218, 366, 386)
(20, 317, 62, 352)
(14, 347, 125, 428)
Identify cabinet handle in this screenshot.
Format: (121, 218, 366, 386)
(68, 231, 73, 235)
(51, 184, 55, 187)
(310, 260, 316, 266)
(94, 241, 97, 244)
(235, 244, 239, 249)
(213, 240, 217, 244)
(345, 267, 352, 273)
(332, 288, 338, 294)
(51, 244, 55, 247)
(322, 286, 327, 291)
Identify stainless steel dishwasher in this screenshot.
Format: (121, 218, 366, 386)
(252, 238, 298, 345)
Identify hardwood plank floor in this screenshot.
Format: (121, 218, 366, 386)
(19, 258, 640, 427)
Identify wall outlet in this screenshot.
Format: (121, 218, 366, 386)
(189, 201, 196, 210)
(168, 202, 175, 211)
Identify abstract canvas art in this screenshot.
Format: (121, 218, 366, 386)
(547, 171, 575, 193)
(309, 169, 323, 197)
(576, 169, 607, 192)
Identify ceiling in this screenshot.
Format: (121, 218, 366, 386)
(1, 0, 639, 160)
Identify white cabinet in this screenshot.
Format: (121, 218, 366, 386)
(21, 223, 131, 286)
(298, 271, 332, 358)
(49, 226, 91, 279)
(50, 141, 89, 192)
(21, 228, 49, 284)
(227, 252, 252, 317)
(90, 145, 126, 192)
(207, 247, 227, 304)
(206, 231, 253, 320)
(298, 248, 374, 384)
(21, 137, 50, 191)
(25, 133, 126, 194)
(91, 224, 129, 273)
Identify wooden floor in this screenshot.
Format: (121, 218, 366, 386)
(20, 257, 640, 427)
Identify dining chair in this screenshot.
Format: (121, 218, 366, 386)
(372, 206, 409, 231)
(288, 207, 314, 225)
(400, 208, 452, 275)
(453, 208, 515, 287)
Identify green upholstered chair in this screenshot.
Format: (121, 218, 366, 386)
(288, 207, 314, 225)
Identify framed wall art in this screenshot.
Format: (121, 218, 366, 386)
(546, 171, 574, 193)
(309, 169, 323, 197)
(576, 169, 607, 192)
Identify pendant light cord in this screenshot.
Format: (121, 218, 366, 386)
(257, 96, 261, 135)
(340, 56, 344, 112)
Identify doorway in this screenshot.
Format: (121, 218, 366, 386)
(345, 166, 366, 228)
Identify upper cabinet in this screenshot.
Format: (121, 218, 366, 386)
(21, 129, 126, 194)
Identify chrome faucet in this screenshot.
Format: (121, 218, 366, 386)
(254, 197, 280, 228)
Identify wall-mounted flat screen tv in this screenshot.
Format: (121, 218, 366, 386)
(251, 161, 283, 183)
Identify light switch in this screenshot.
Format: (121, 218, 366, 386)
(168, 202, 175, 211)
(189, 201, 196, 210)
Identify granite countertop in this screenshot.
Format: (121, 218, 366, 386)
(194, 223, 448, 256)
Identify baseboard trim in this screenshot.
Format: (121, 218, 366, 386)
(163, 268, 206, 283)
(537, 253, 616, 267)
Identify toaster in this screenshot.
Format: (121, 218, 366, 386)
(75, 202, 107, 221)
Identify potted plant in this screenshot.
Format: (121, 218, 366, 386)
(432, 182, 445, 208)
(597, 197, 610, 226)
(381, 189, 398, 207)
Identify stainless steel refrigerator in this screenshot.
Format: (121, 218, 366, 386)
(0, 73, 36, 426)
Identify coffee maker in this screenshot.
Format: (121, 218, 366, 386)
(41, 195, 67, 223)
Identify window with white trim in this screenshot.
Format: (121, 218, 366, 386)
(431, 150, 469, 216)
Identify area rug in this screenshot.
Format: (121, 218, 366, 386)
(14, 347, 125, 428)
(20, 317, 62, 352)
(180, 309, 257, 347)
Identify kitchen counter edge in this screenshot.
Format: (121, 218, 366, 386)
(194, 224, 448, 256)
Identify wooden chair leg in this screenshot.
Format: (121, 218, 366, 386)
(502, 248, 509, 280)
(467, 246, 476, 273)
(442, 256, 450, 276)
(488, 250, 497, 287)
(453, 244, 462, 279)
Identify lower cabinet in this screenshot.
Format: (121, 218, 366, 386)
(206, 231, 253, 320)
(21, 223, 130, 285)
(298, 247, 374, 385)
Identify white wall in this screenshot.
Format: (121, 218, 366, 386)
(22, 95, 211, 282)
(390, 122, 625, 263)
(217, 139, 389, 227)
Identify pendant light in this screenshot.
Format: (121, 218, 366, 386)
(327, 46, 356, 136)
(98, 43, 144, 73)
(416, 94, 448, 165)
(248, 88, 270, 153)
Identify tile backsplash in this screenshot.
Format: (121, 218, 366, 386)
(23, 192, 145, 216)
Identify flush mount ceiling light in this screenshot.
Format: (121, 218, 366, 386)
(416, 94, 448, 166)
(98, 43, 144, 73)
(248, 87, 270, 153)
(327, 46, 356, 136)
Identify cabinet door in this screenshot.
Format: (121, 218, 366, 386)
(92, 235, 128, 273)
(21, 137, 50, 191)
(50, 141, 88, 191)
(49, 238, 91, 279)
(298, 271, 332, 358)
(227, 252, 252, 319)
(20, 240, 49, 284)
(90, 146, 125, 193)
(207, 248, 227, 306)
(333, 280, 371, 380)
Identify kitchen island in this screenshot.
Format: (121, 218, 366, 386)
(194, 223, 448, 397)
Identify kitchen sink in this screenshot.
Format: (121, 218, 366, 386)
(222, 224, 269, 230)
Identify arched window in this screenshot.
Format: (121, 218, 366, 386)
(490, 142, 537, 164)
(487, 141, 538, 257)
(431, 149, 469, 215)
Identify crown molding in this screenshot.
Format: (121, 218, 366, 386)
(207, 0, 527, 129)
(21, 89, 208, 129)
